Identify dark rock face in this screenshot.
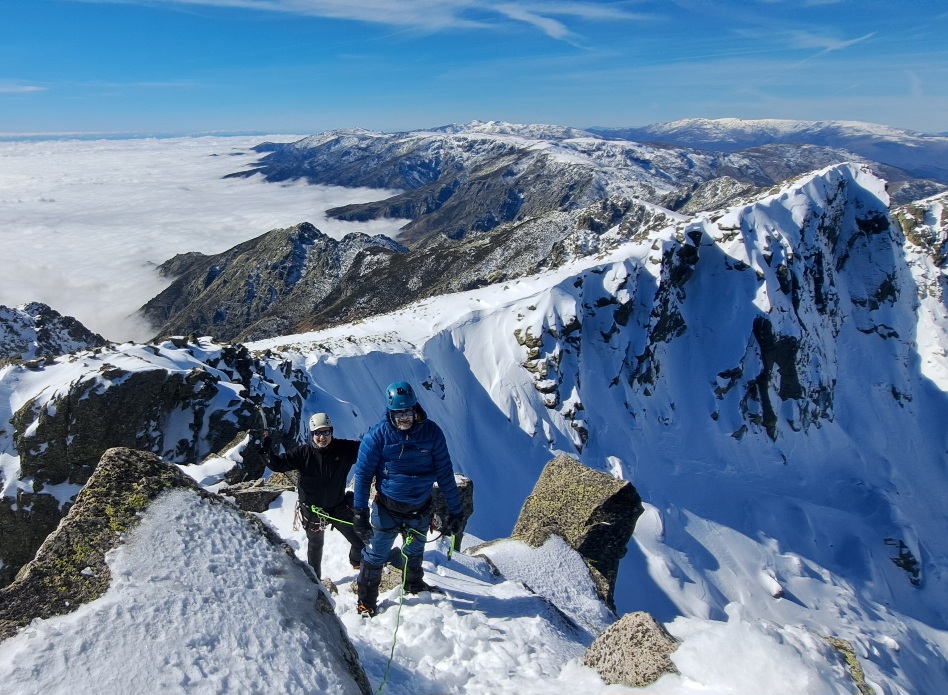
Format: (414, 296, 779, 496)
(0, 302, 107, 362)
(0, 493, 63, 588)
(0, 448, 200, 641)
(511, 454, 644, 610)
(12, 367, 253, 488)
(141, 222, 405, 342)
(582, 611, 679, 687)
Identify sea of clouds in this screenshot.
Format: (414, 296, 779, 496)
(0, 136, 408, 342)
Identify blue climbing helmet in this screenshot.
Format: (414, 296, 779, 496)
(385, 381, 417, 410)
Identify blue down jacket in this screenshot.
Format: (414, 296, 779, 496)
(353, 408, 463, 516)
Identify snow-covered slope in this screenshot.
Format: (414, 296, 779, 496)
(2, 163, 947, 693)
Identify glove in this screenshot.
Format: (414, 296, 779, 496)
(353, 508, 374, 543)
(444, 512, 464, 536)
(257, 434, 271, 455)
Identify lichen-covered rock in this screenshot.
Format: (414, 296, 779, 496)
(0, 448, 200, 641)
(0, 447, 372, 694)
(582, 611, 679, 687)
(511, 454, 643, 610)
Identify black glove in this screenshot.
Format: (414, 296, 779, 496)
(257, 434, 271, 455)
(444, 512, 464, 536)
(353, 508, 374, 543)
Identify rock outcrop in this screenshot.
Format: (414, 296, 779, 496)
(141, 222, 406, 342)
(0, 447, 372, 694)
(510, 454, 643, 610)
(0, 448, 201, 640)
(12, 367, 252, 488)
(0, 302, 106, 363)
(582, 611, 679, 687)
(431, 473, 474, 547)
(222, 477, 293, 513)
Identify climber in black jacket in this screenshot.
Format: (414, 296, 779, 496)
(264, 413, 364, 579)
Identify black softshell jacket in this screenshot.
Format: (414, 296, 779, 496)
(267, 437, 361, 509)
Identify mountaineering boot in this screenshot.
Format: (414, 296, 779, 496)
(404, 554, 438, 594)
(348, 545, 362, 570)
(356, 562, 383, 617)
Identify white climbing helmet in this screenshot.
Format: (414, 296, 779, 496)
(309, 413, 333, 431)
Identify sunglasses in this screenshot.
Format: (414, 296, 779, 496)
(312, 428, 333, 437)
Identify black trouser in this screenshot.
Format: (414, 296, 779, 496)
(299, 501, 365, 578)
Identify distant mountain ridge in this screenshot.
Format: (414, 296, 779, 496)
(591, 117, 948, 183)
(149, 119, 945, 342)
(229, 119, 943, 253)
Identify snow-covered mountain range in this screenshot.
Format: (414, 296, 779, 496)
(233, 119, 944, 246)
(2, 153, 947, 693)
(144, 119, 946, 344)
(593, 117, 948, 183)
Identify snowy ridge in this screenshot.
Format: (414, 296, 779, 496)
(0, 302, 106, 362)
(594, 117, 948, 183)
(1, 164, 947, 693)
(634, 117, 925, 142)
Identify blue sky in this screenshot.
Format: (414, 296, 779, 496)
(2, 0, 947, 136)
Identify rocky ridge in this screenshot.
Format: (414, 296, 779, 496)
(0, 302, 106, 364)
(141, 222, 405, 342)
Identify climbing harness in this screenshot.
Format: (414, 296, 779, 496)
(295, 504, 330, 532)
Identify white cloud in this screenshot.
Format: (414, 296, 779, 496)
(74, 0, 644, 39)
(494, 4, 571, 40)
(0, 83, 47, 93)
(789, 29, 875, 54)
(0, 136, 408, 342)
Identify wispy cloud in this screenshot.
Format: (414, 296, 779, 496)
(789, 29, 875, 54)
(73, 0, 646, 39)
(0, 83, 47, 94)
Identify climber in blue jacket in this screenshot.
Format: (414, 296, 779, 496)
(351, 380, 464, 617)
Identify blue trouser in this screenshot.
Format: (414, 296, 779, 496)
(360, 503, 430, 567)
